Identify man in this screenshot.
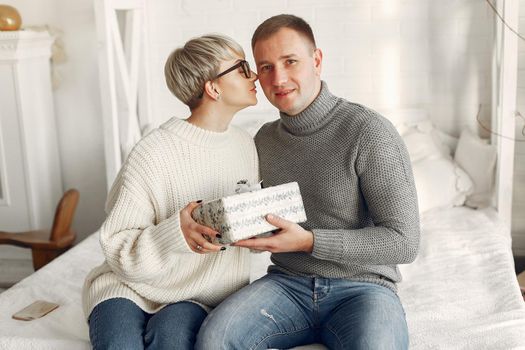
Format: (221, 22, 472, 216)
(196, 14, 420, 350)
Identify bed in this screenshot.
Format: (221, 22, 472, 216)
(1, 205, 524, 349)
(2, 0, 525, 348)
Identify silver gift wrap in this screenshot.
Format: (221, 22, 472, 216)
(191, 182, 307, 244)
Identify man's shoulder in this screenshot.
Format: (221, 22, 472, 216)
(335, 97, 377, 118)
(340, 103, 403, 146)
(333, 98, 395, 132)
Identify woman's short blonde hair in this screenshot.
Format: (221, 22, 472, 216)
(164, 34, 245, 110)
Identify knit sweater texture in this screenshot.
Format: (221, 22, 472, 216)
(254, 82, 420, 292)
(82, 117, 259, 318)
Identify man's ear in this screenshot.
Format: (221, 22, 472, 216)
(313, 48, 323, 76)
(204, 81, 221, 100)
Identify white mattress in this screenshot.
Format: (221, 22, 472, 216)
(0, 206, 524, 349)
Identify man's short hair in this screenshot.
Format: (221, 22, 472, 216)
(164, 34, 244, 110)
(251, 14, 316, 50)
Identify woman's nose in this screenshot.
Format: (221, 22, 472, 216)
(250, 70, 258, 81)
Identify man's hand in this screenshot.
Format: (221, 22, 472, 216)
(232, 214, 314, 253)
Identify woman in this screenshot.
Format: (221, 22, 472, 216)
(83, 34, 259, 349)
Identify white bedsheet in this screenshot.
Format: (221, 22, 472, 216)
(0, 207, 524, 349)
(398, 207, 525, 349)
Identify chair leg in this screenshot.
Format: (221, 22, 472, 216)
(31, 249, 64, 270)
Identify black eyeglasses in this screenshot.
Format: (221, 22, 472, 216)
(215, 60, 251, 79)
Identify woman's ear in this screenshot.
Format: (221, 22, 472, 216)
(204, 81, 221, 101)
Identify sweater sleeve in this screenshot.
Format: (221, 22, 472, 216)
(99, 158, 193, 283)
(311, 116, 420, 265)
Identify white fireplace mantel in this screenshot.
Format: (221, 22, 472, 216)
(0, 30, 54, 61)
(0, 30, 62, 251)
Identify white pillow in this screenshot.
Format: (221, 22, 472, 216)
(412, 157, 474, 213)
(402, 128, 447, 163)
(433, 129, 459, 157)
(399, 116, 457, 160)
(398, 119, 474, 213)
(454, 129, 497, 209)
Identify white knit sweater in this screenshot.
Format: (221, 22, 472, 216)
(82, 117, 259, 318)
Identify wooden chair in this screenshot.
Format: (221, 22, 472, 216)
(0, 189, 80, 270)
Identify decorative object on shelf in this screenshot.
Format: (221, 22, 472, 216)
(0, 5, 22, 31)
(26, 25, 66, 89)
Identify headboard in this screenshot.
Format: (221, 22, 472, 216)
(491, 0, 519, 227)
(94, 0, 153, 191)
(93, 0, 519, 228)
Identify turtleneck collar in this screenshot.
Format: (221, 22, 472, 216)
(279, 81, 339, 135)
(161, 117, 234, 148)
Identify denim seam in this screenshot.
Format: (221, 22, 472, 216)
(250, 326, 312, 350)
(324, 324, 344, 350)
(313, 294, 320, 327)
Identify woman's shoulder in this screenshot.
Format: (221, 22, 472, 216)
(109, 129, 170, 202)
(130, 117, 193, 154)
(127, 128, 168, 160)
(117, 126, 180, 181)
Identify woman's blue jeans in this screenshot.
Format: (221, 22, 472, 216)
(196, 271, 408, 350)
(88, 298, 207, 350)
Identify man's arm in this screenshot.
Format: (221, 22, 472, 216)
(313, 116, 420, 265)
(237, 116, 420, 266)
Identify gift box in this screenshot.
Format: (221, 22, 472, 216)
(191, 182, 307, 244)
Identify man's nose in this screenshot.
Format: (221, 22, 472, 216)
(272, 67, 287, 86)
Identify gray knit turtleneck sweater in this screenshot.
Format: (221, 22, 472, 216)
(254, 82, 420, 292)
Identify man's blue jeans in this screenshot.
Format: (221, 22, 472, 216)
(196, 271, 408, 350)
(88, 297, 207, 350)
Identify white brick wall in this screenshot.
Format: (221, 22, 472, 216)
(145, 0, 494, 136)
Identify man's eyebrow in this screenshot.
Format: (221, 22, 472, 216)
(257, 54, 298, 66)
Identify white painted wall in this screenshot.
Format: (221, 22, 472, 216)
(2, 0, 495, 243)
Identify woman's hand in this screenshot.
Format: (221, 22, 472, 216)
(180, 201, 225, 254)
